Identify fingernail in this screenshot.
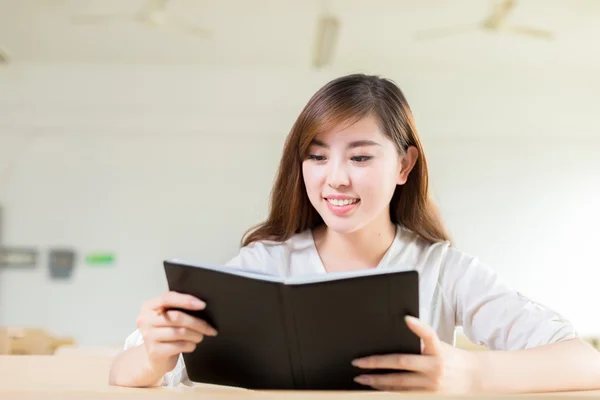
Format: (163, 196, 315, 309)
(351, 359, 365, 367)
(209, 328, 218, 336)
(405, 315, 419, 324)
(354, 375, 370, 384)
(191, 299, 205, 308)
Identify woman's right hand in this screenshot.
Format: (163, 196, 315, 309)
(136, 291, 218, 376)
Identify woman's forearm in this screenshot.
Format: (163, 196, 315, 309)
(474, 338, 600, 394)
(108, 345, 165, 388)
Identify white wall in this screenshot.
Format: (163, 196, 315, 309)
(0, 63, 599, 345)
(426, 138, 600, 336)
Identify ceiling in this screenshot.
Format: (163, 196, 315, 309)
(0, 0, 599, 69)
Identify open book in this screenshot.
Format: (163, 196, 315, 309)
(163, 259, 420, 390)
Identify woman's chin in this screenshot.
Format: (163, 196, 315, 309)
(320, 216, 364, 235)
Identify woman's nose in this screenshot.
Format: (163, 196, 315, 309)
(326, 161, 350, 188)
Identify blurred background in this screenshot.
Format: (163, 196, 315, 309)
(0, 0, 598, 353)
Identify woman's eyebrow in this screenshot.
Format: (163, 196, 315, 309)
(310, 139, 381, 148)
(347, 140, 381, 149)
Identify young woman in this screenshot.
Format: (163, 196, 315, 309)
(109, 74, 600, 393)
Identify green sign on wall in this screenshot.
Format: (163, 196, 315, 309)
(85, 252, 115, 267)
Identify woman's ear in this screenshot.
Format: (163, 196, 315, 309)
(397, 146, 419, 185)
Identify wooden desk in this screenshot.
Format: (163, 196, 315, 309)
(2, 355, 600, 399)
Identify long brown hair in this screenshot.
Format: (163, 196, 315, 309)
(242, 74, 452, 247)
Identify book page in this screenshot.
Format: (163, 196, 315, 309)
(283, 265, 414, 285)
(166, 259, 286, 283)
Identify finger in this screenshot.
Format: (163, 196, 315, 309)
(144, 291, 206, 312)
(152, 310, 217, 336)
(354, 372, 430, 390)
(148, 327, 205, 343)
(352, 353, 435, 373)
(405, 316, 442, 355)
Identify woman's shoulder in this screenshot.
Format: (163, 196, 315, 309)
(239, 229, 314, 257)
(225, 230, 314, 275)
(393, 225, 454, 263)
(392, 225, 485, 280)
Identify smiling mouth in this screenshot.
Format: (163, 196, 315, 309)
(325, 198, 360, 206)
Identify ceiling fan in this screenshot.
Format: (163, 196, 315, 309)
(414, 0, 555, 41)
(312, 0, 340, 68)
(69, 0, 210, 37)
(0, 46, 9, 64)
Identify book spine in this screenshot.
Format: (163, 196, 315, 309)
(278, 284, 305, 389)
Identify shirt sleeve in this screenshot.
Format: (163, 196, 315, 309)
(224, 240, 286, 275)
(443, 248, 578, 350)
(123, 329, 193, 387)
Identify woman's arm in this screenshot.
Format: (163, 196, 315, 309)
(352, 318, 600, 394)
(442, 248, 600, 393)
(474, 338, 600, 394)
(109, 344, 165, 387)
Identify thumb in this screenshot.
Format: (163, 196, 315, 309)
(405, 315, 442, 356)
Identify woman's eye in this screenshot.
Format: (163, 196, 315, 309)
(307, 154, 326, 161)
(351, 156, 372, 162)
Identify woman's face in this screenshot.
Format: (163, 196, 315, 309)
(302, 114, 415, 234)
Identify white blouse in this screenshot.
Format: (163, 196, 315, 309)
(123, 225, 577, 387)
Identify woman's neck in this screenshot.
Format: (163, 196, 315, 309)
(313, 220, 397, 273)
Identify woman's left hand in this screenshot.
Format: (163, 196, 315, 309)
(351, 316, 481, 393)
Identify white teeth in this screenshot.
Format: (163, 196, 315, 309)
(327, 198, 359, 206)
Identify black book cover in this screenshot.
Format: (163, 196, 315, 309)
(163, 260, 420, 390)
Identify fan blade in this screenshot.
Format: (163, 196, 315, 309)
(504, 24, 555, 40)
(413, 23, 479, 40)
(0, 44, 9, 63)
(313, 16, 340, 68)
(486, 0, 516, 26)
